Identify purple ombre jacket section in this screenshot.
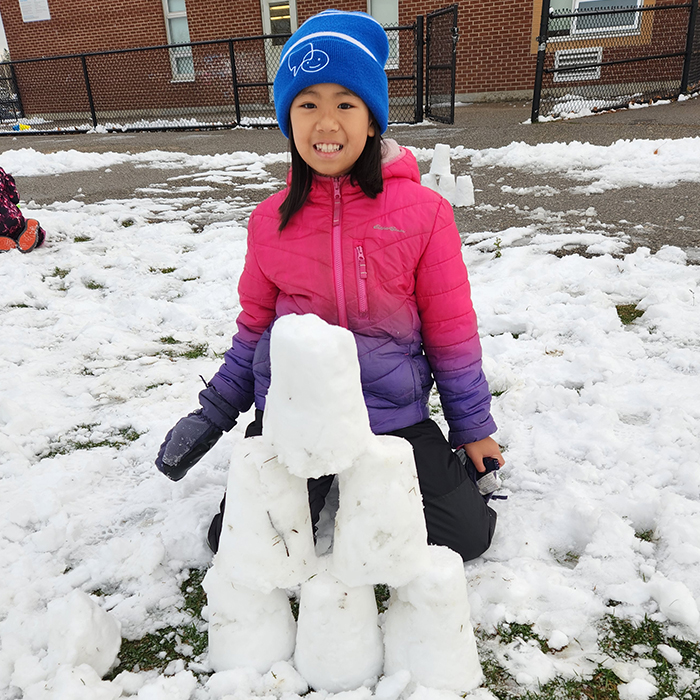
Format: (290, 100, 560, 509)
(210, 143, 496, 447)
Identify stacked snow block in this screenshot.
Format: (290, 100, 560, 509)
(421, 142, 475, 207)
(203, 314, 483, 694)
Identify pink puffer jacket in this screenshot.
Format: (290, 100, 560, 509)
(211, 140, 496, 447)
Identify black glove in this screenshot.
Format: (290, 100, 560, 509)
(156, 410, 222, 481)
(156, 383, 239, 481)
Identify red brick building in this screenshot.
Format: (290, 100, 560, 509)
(0, 0, 683, 123)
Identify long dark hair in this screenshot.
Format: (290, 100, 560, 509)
(278, 123, 384, 231)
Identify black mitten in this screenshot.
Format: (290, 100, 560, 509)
(156, 410, 223, 481)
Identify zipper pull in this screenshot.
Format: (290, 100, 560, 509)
(333, 178, 341, 225)
(356, 245, 367, 278)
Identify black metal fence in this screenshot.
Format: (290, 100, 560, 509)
(0, 24, 423, 134)
(532, 0, 700, 122)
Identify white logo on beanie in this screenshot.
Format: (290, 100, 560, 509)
(287, 42, 330, 76)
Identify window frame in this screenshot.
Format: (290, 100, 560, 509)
(367, 0, 399, 70)
(571, 0, 644, 36)
(162, 0, 195, 82)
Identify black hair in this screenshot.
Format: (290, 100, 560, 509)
(278, 121, 384, 231)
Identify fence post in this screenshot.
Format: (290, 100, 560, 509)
(531, 0, 551, 123)
(80, 55, 98, 128)
(415, 15, 424, 123)
(681, 0, 699, 94)
(9, 62, 25, 118)
(228, 39, 242, 126)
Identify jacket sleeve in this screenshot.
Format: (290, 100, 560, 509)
(208, 210, 279, 413)
(0, 169, 20, 205)
(415, 197, 497, 447)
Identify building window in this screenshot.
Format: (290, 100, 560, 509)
(549, 0, 643, 38)
(163, 0, 194, 81)
(368, 0, 399, 70)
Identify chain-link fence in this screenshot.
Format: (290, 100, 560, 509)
(0, 24, 423, 134)
(532, 0, 700, 121)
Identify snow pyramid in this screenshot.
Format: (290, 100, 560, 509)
(421, 142, 475, 207)
(205, 313, 482, 693)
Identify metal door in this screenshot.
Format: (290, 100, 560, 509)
(425, 4, 458, 123)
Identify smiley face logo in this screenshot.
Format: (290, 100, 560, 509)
(287, 42, 330, 76)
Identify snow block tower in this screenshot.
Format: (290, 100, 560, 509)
(205, 314, 483, 693)
(421, 142, 475, 207)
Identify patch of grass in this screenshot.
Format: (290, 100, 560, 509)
(146, 381, 172, 391)
(106, 568, 209, 678)
(374, 584, 391, 614)
(50, 267, 70, 279)
(524, 668, 621, 700)
(74, 235, 92, 242)
(150, 266, 177, 274)
(616, 304, 644, 325)
(42, 424, 143, 459)
(121, 219, 135, 228)
(491, 389, 505, 398)
(181, 343, 208, 359)
(84, 280, 105, 290)
(9, 303, 30, 308)
(156, 336, 209, 359)
(497, 622, 549, 655)
(635, 529, 655, 543)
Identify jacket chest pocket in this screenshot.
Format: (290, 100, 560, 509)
(353, 241, 369, 319)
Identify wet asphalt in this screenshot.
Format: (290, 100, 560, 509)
(1, 96, 699, 257)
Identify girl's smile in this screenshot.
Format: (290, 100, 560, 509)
(290, 83, 376, 178)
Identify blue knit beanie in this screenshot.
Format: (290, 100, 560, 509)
(273, 10, 390, 138)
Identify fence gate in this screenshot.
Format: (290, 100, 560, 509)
(0, 62, 22, 122)
(425, 4, 458, 123)
(532, 0, 700, 122)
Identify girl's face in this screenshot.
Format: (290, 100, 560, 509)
(289, 83, 376, 178)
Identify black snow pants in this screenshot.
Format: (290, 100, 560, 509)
(207, 410, 496, 563)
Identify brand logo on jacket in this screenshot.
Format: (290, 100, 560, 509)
(373, 224, 406, 233)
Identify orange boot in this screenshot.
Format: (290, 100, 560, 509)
(17, 219, 40, 253)
(0, 235, 17, 252)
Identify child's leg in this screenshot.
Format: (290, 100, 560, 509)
(387, 419, 497, 562)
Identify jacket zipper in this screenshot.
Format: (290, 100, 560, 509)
(332, 178, 348, 328)
(354, 243, 369, 318)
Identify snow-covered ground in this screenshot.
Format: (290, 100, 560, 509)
(1, 137, 699, 700)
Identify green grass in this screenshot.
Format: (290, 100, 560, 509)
(42, 424, 143, 459)
(617, 304, 644, 325)
(84, 280, 105, 290)
(50, 267, 70, 279)
(150, 266, 177, 274)
(478, 614, 700, 700)
(74, 235, 92, 242)
(106, 569, 208, 677)
(157, 336, 209, 359)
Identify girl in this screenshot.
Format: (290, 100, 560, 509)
(157, 10, 504, 562)
(0, 167, 45, 253)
